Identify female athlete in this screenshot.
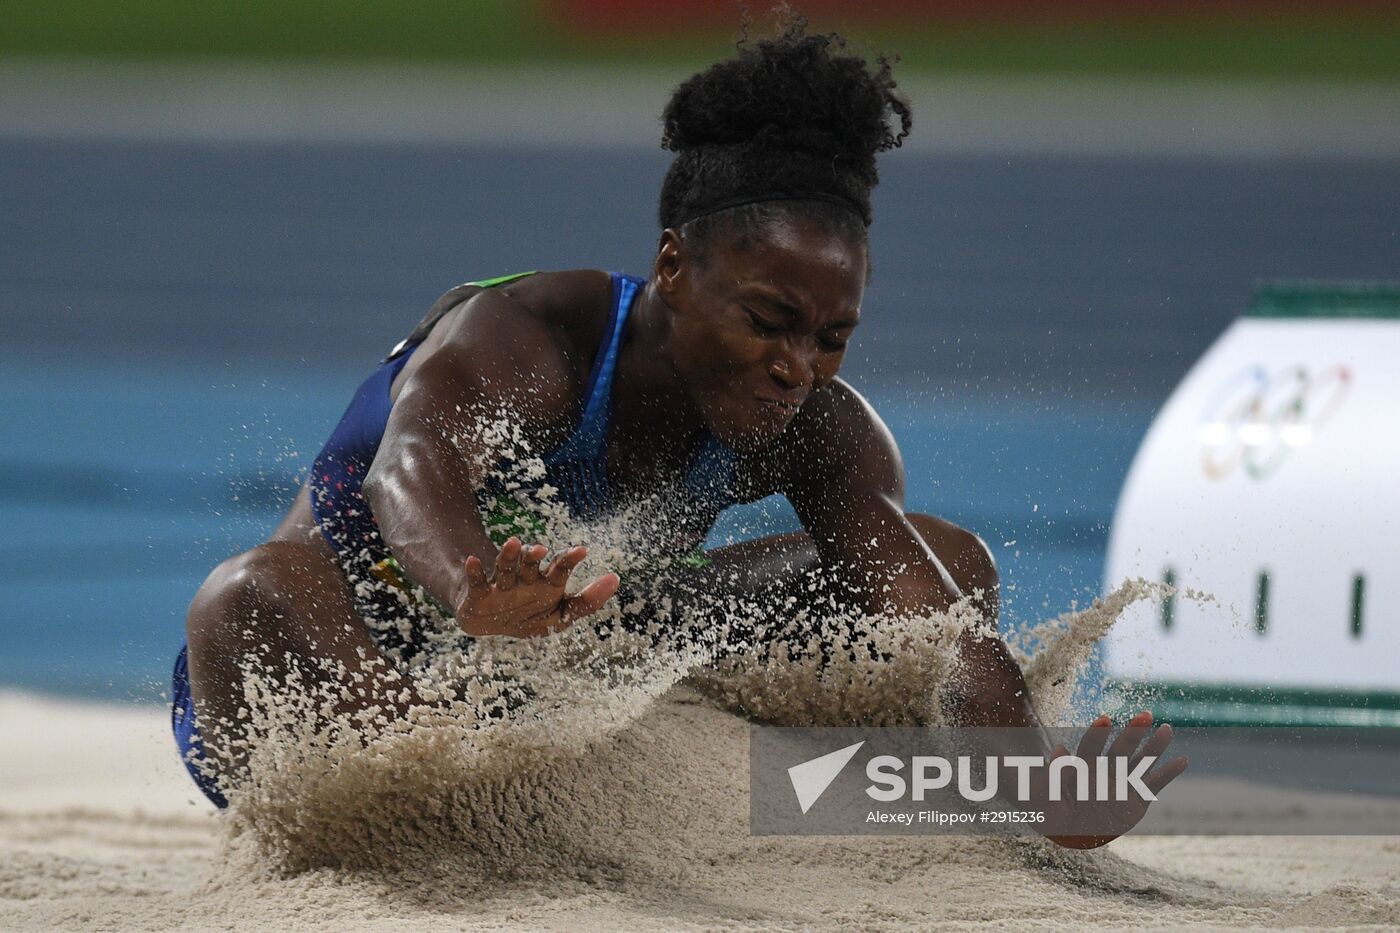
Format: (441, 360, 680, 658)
(174, 16, 1184, 846)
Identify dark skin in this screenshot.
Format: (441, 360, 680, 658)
(185, 214, 1185, 846)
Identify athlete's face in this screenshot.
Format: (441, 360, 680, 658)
(654, 216, 867, 452)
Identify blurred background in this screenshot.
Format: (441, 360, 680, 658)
(3, 1, 1398, 701)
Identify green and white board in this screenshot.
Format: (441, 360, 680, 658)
(1103, 281, 1400, 726)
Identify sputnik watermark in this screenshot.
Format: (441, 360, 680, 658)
(864, 753, 1157, 803)
(787, 741, 864, 814)
(759, 727, 1170, 837)
(864, 810, 1040, 826)
(753, 725, 1400, 837)
(786, 744, 1155, 815)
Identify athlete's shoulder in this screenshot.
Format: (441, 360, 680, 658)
(402, 269, 626, 417)
(794, 378, 891, 442)
(495, 269, 613, 318)
(730, 378, 901, 501)
(493, 269, 616, 356)
(424, 268, 608, 355)
(782, 378, 903, 489)
(388, 273, 610, 448)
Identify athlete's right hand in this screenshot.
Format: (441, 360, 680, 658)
(452, 536, 620, 638)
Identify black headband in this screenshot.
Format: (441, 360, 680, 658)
(677, 191, 868, 228)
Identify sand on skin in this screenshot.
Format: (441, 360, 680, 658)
(3, 689, 1399, 932)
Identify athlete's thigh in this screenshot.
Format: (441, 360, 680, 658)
(184, 539, 373, 758)
(701, 530, 822, 599)
(699, 512, 993, 606)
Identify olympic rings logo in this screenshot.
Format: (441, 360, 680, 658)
(1197, 364, 1352, 480)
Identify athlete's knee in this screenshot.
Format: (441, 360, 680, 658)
(187, 542, 333, 647)
(905, 512, 999, 607)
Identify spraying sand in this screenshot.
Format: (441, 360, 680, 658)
(5, 581, 1400, 930)
(6, 441, 1399, 929)
(4, 685, 1400, 931)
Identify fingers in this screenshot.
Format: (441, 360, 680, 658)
(464, 555, 489, 592)
(494, 537, 524, 590)
(562, 572, 621, 623)
(457, 539, 616, 637)
(519, 544, 549, 584)
(1075, 714, 1113, 761)
(518, 572, 620, 638)
(543, 546, 589, 586)
(1130, 723, 1176, 771)
(1109, 710, 1154, 761)
(470, 541, 593, 590)
(1145, 755, 1190, 795)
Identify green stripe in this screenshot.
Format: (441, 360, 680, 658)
(468, 271, 537, 289)
(1253, 569, 1270, 635)
(1351, 574, 1366, 639)
(1160, 567, 1176, 631)
(1103, 678, 1400, 727)
(1246, 280, 1400, 320)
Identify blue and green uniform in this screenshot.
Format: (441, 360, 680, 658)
(171, 271, 741, 807)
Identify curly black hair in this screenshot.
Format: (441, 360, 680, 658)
(658, 10, 911, 259)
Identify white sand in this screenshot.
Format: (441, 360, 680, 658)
(4, 688, 1399, 932)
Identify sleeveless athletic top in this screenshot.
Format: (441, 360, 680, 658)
(171, 272, 743, 810)
(307, 272, 741, 652)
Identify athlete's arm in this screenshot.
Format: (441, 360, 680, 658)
(781, 385, 1188, 847)
(362, 287, 617, 636)
(779, 380, 1044, 730)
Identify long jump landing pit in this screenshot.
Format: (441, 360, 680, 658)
(3, 687, 1398, 932)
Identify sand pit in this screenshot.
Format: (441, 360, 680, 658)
(4, 687, 1399, 932)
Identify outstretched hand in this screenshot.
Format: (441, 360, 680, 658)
(453, 536, 620, 638)
(1044, 711, 1189, 849)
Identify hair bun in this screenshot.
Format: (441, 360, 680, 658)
(661, 22, 910, 163)
(656, 13, 912, 232)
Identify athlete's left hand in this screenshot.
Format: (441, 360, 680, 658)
(1041, 711, 1189, 849)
